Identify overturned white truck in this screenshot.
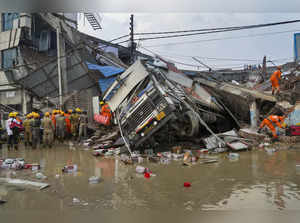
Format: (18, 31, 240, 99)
(103, 59, 231, 149)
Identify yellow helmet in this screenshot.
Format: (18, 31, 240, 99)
(9, 112, 15, 117)
(26, 114, 31, 118)
(68, 109, 73, 113)
(45, 112, 50, 117)
(33, 113, 40, 118)
(61, 111, 65, 115)
(100, 101, 104, 105)
(75, 108, 81, 113)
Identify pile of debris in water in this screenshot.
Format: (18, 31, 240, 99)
(83, 126, 275, 166)
(87, 59, 300, 166)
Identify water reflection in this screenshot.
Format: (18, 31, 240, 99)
(0, 145, 300, 213)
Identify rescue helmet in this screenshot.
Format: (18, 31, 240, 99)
(33, 112, 40, 118)
(9, 112, 15, 117)
(68, 109, 73, 113)
(45, 112, 50, 117)
(61, 111, 65, 115)
(100, 101, 105, 105)
(26, 114, 31, 118)
(75, 108, 81, 113)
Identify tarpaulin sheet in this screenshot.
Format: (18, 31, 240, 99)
(98, 77, 117, 93)
(86, 62, 124, 77)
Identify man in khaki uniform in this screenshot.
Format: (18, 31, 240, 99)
(56, 111, 66, 143)
(30, 112, 41, 149)
(23, 113, 33, 148)
(41, 112, 54, 148)
(70, 108, 80, 140)
(78, 110, 88, 142)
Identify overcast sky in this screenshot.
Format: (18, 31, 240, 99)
(78, 13, 300, 70)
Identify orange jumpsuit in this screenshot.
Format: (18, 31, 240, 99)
(51, 114, 56, 129)
(64, 113, 71, 134)
(259, 115, 285, 138)
(270, 69, 282, 94)
(101, 104, 112, 125)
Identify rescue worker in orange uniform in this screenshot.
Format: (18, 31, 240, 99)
(100, 101, 112, 125)
(270, 66, 282, 95)
(258, 115, 286, 140)
(64, 109, 72, 139)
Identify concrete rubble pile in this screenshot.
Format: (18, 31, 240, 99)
(86, 58, 300, 166)
(85, 58, 300, 166)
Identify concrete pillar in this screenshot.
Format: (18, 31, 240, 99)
(250, 100, 260, 129)
(60, 34, 68, 97)
(21, 88, 27, 114)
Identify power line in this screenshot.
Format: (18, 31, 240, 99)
(141, 46, 293, 70)
(109, 34, 130, 42)
(132, 20, 300, 42)
(134, 19, 300, 36)
(143, 29, 300, 47)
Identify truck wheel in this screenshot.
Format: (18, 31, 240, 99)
(181, 110, 199, 137)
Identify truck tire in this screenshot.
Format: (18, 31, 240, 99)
(182, 110, 199, 137)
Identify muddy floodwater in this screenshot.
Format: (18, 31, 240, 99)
(1, 143, 300, 222)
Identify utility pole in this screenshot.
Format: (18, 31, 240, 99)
(129, 14, 136, 64)
(56, 24, 63, 109)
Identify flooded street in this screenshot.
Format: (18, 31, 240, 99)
(1, 144, 300, 221)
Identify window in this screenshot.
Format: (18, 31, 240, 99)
(2, 48, 17, 69)
(2, 13, 19, 31)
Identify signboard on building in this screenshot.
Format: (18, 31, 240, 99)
(294, 33, 300, 61)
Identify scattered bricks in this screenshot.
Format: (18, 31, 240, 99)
(279, 136, 300, 144)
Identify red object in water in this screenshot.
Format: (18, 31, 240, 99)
(24, 164, 32, 169)
(184, 182, 191, 187)
(144, 172, 151, 179)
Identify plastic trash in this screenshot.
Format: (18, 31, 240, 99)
(172, 153, 184, 160)
(160, 158, 171, 165)
(104, 150, 115, 156)
(88, 176, 101, 184)
(136, 165, 146, 174)
(31, 164, 40, 171)
(36, 172, 47, 180)
(73, 197, 80, 203)
(144, 172, 151, 179)
(184, 182, 191, 187)
(62, 164, 78, 173)
(228, 153, 239, 159)
(0, 200, 7, 205)
(265, 148, 277, 155)
(162, 152, 172, 159)
(138, 157, 144, 164)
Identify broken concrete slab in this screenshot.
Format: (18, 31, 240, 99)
(227, 141, 249, 151)
(238, 128, 267, 143)
(0, 178, 50, 190)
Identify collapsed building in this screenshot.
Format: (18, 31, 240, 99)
(101, 58, 285, 150)
(0, 13, 152, 125)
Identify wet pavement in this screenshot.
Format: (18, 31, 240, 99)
(1, 143, 300, 221)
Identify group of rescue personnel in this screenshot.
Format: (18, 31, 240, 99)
(3, 108, 88, 150)
(258, 65, 287, 140)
